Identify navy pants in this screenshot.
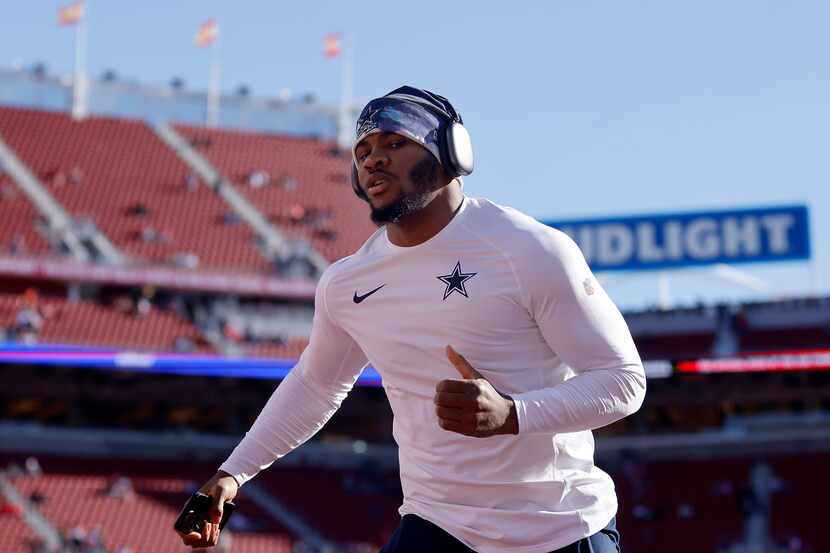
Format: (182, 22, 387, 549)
(379, 514, 621, 553)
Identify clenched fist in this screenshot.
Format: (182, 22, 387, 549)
(434, 345, 519, 438)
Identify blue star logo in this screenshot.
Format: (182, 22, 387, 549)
(436, 261, 477, 301)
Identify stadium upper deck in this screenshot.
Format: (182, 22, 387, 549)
(0, 66, 338, 138)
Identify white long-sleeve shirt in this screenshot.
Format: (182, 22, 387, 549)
(220, 196, 646, 553)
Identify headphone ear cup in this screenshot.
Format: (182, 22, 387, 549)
(351, 164, 369, 202)
(445, 122, 474, 176)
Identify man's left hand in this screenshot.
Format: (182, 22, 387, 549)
(434, 345, 519, 437)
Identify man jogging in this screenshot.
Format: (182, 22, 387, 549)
(178, 86, 645, 553)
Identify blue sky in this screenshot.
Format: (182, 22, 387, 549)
(2, 1, 827, 309)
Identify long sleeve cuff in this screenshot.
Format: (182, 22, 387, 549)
(512, 364, 646, 435)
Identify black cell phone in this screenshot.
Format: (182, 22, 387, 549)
(173, 492, 236, 535)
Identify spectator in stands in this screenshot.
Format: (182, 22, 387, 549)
(29, 489, 46, 506)
(278, 175, 298, 190)
(24, 456, 42, 477)
(174, 336, 196, 353)
(171, 252, 199, 269)
(8, 233, 27, 255)
(126, 202, 149, 217)
(68, 166, 83, 186)
(184, 172, 199, 192)
(67, 526, 87, 550)
(140, 226, 157, 241)
(140, 226, 170, 244)
(221, 212, 241, 226)
(83, 525, 105, 553)
(289, 204, 306, 224)
(135, 286, 155, 318)
(106, 475, 135, 501)
(13, 288, 44, 344)
(247, 170, 270, 188)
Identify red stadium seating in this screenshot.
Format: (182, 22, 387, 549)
(0, 289, 209, 353)
(3, 456, 295, 553)
(173, 124, 378, 263)
(0, 284, 314, 358)
(0, 107, 272, 275)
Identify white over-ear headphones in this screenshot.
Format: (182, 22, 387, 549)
(382, 90, 474, 178)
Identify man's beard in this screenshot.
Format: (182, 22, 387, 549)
(369, 155, 440, 225)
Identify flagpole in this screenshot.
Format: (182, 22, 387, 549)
(206, 40, 221, 128)
(72, 0, 89, 119)
(336, 34, 353, 150)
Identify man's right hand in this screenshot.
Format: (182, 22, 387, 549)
(177, 471, 239, 549)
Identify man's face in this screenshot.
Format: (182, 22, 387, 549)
(354, 132, 441, 224)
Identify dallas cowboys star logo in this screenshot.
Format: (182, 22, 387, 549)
(356, 106, 382, 137)
(436, 261, 477, 301)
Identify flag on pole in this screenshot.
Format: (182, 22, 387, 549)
(323, 33, 341, 59)
(194, 19, 219, 47)
(58, 1, 84, 26)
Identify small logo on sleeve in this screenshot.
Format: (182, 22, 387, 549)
(583, 277, 595, 296)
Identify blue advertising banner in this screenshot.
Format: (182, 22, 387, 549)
(543, 205, 810, 272)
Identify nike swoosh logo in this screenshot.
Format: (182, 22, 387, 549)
(353, 284, 386, 304)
